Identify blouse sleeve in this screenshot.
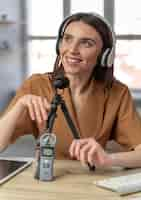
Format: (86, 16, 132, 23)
(2, 75, 40, 143)
(113, 87, 141, 150)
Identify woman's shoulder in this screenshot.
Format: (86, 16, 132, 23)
(95, 78, 129, 95)
(26, 72, 53, 83)
(113, 79, 128, 90)
(19, 72, 54, 94)
(110, 79, 132, 101)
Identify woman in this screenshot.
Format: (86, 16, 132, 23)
(0, 12, 141, 168)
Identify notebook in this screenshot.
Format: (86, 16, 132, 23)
(94, 172, 141, 196)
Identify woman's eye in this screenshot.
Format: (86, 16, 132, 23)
(80, 40, 95, 48)
(63, 35, 72, 43)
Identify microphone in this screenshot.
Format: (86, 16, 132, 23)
(53, 74, 69, 90)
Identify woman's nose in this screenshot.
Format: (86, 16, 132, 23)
(69, 42, 80, 54)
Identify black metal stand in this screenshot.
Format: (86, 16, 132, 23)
(47, 92, 79, 139)
(47, 90, 95, 171)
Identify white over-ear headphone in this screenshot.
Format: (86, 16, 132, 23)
(56, 12, 116, 68)
(94, 13, 116, 68)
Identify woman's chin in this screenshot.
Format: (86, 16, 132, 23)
(64, 67, 79, 74)
(65, 70, 80, 76)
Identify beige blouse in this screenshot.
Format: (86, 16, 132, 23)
(4, 73, 141, 159)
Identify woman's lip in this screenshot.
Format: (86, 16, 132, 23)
(65, 56, 83, 64)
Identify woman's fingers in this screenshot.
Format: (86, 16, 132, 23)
(87, 145, 97, 166)
(69, 139, 77, 158)
(27, 101, 35, 121)
(35, 97, 49, 122)
(69, 137, 110, 168)
(44, 98, 51, 110)
(69, 139, 88, 159)
(37, 97, 47, 121)
(19, 94, 50, 124)
(79, 143, 91, 164)
(31, 98, 42, 123)
(87, 142, 110, 167)
(74, 140, 82, 159)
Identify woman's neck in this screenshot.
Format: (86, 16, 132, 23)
(66, 73, 91, 96)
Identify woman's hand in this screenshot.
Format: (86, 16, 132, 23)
(17, 94, 50, 125)
(69, 137, 112, 168)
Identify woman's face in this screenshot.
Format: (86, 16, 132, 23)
(59, 21, 103, 77)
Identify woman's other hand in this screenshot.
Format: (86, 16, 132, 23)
(69, 137, 112, 168)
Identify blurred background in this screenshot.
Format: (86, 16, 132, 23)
(0, 0, 141, 157)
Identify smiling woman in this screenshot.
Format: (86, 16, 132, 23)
(0, 12, 141, 170)
(59, 21, 103, 79)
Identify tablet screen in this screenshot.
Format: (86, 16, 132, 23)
(0, 159, 32, 184)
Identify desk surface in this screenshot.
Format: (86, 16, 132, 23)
(0, 159, 141, 200)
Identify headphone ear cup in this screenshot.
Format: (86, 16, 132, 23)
(107, 47, 114, 67)
(100, 48, 113, 67)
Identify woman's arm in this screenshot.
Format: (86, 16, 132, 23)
(69, 138, 141, 168)
(0, 94, 50, 152)
(0, 100, 25, 151)
(110, 144, 141, 168)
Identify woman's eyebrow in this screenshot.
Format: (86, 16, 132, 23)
(63, 33, 97, 43)
(63, 33, 72, 37)
(80, 37, 97, 43)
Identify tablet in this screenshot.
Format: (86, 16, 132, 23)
(0, 158, 33, 184)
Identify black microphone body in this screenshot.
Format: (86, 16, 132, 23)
(53, 75, 69, 90)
